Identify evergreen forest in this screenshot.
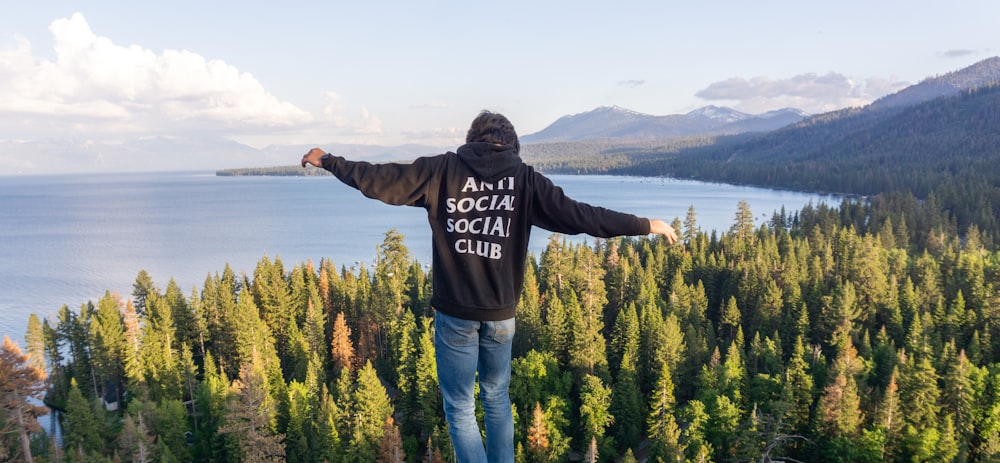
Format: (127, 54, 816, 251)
(3, 192, 1000, 462)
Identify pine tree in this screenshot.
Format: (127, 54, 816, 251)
(730, 199, 756, 256)
(898, 354, 941, 460)
(578, 374, 613, 444)
(660, 313, 687, 386)
(780, 336, 814, 432)
(302, 288, 328, 375)
(709, 394, 742, 461)
(538, 234, 570, 296)
(252, 255, 295, 366)
(566, 288, 608, 377)
(537, 400, 563, 458)
(191, 352, 231, 463)
(391, 309, 419, 437)
(132, 269, 157, 315)
(941, 347, 974, 460)
(609, 303, 642, 450)
(569, 244, 610, 370)
(140, 293, 183, 402)
(900, 355, 940, 432)
(334, 366, 355, 441)
(850, 234, 890, 326)
(118, 410, 154, 463)
(680, 400, 713, 463)
(121, 298, 145, 400)
(63, 378, 102, 457)
(377, 416, 406, 463)
(370, 230, 412, 366)
(58, 303, 96, 400)
(526, 402, 551, 462)
(510, 350, 572, 437)
(514, 261, 544, 357)
(314, 385, 343, 463)
(415, 317, 442, 441)
(935, 414, 959, 463)
(41, 317, 64, 393)
(638, 300, 665, 394)
(645, 363, 684, 463)
(165, 278, 199, 358)
(720, 337, 746, 404)
(0, 336, 48, 463)
(875, 367, 901, 459)
(747, 332, 784, 413)
(349, 360, 395, 462)
(200, 266, 240, 374)
(24, 314, 46, 375)
(609, 303, 639, 377)
(91, 290, 126, 405)
(220, 348, 285, 463)
(609, 369, 642, 453)
(683, 204, 700, 245)
(331, 311, 356, 374)
(817, 330, 864, 438)
(720, 296, 742, 345)
(542, 286, 568, 361)
(760, 279, 784, 336)
(231, 288, 284, 402)
(128, 398, 191, 462)
(284, 380, 313, 463)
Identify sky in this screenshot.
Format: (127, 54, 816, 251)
(1, 1, 998, 174)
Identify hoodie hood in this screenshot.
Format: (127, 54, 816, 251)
(456, 142, 523, 182)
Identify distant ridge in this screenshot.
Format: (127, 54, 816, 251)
(871, 56, 1000, 110)
(591, 56, 1000, 241)
(520, 105, 807, 143)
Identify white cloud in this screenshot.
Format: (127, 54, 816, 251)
(321, 92, 382, 135)
(695, 72, 910, 114)
(399, 126, 463, 146)
(0, 13, 312, 141)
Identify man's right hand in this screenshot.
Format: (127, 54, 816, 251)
(301, 148, 327, 168)
(649, 219, 678, 244)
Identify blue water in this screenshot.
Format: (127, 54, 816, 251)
(0, 171, 834, 342)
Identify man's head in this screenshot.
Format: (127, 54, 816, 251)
(466, 110, 520, 154)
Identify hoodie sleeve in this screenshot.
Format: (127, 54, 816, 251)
(529, 171, 650, 237)
(322, 154, 437, 207)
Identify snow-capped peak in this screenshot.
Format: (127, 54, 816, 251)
(686, 105, 751, 123)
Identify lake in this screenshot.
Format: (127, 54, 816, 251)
(0, 171, 836, 343)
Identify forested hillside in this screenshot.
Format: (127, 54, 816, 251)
(525, 84, 1000, 249)
(5, 195, 1000, 462)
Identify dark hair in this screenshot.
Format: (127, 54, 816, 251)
(466, 110, 520, 154)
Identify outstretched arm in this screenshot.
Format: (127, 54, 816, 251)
(649, 219, 678, 244)
(299, 147, 434, 207)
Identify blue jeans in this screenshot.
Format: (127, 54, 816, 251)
(434, 311, 515, 463)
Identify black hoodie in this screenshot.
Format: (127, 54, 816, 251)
(322, 142, 650, 321)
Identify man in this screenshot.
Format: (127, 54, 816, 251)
(301, 110, 677, 463)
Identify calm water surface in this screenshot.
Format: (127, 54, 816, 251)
(0, 171, 835, 342)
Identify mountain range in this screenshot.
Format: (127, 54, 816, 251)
(522, 57, 1000, 146)
(520, 105, 807, 143)
(660, 56, 1000, 173)
(580, 56, 1000, 241)
(526, 56, 1000, 169)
